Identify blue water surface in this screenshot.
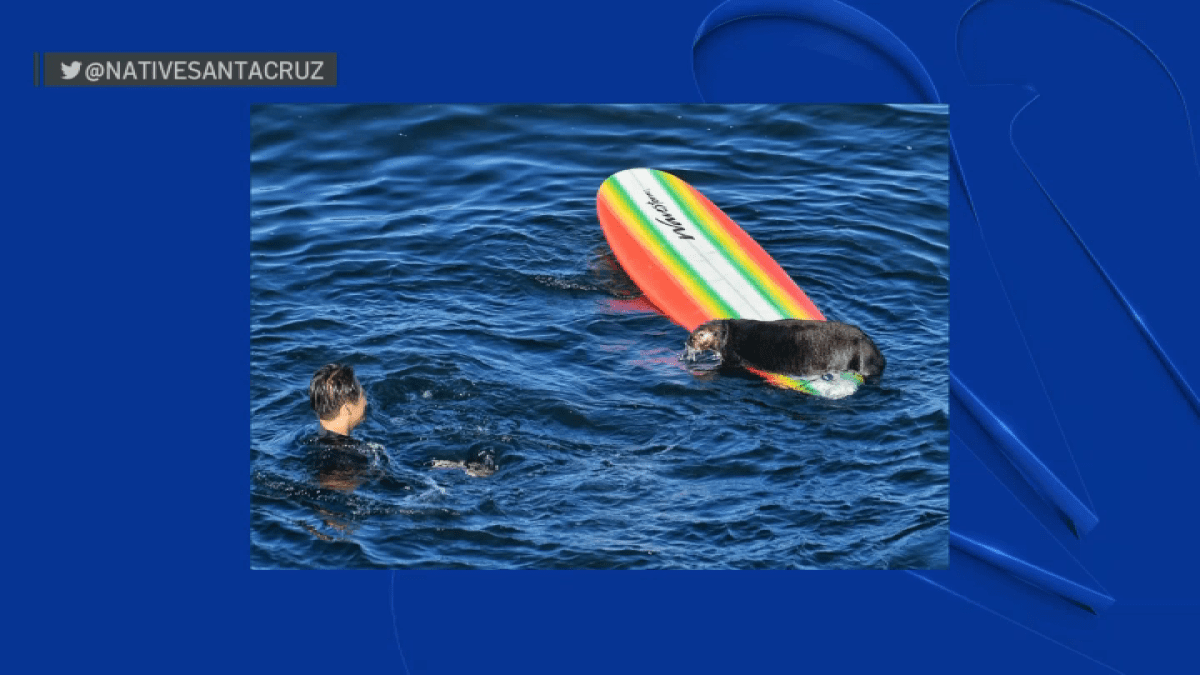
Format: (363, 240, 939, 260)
(250, 103, 948, 569)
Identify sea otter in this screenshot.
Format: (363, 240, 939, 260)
(683, 318, 886, 382)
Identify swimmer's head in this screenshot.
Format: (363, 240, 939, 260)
(310, 363, 367, 435)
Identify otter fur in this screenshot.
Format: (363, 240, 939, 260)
(684, 319, 885, 382)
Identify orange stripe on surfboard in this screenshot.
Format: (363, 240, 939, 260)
(597, 187, 713, 331)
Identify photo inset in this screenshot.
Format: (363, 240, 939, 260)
(251, 104, 948, 569)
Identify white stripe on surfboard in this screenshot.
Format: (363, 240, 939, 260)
(616, 169, 784, 321)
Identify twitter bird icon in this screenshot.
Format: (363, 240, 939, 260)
(61, 61, 81, 80)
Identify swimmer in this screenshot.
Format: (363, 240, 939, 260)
(306, 364, 373, 494)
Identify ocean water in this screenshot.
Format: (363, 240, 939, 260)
(250, 103, 948, 569)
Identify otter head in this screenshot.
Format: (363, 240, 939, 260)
(683, 320, 729, 362)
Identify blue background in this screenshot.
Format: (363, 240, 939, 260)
(8, 0, 1198, 673)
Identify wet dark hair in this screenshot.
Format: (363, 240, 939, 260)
(309, 364, 365, 421)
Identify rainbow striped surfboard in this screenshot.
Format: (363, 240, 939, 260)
(597, 168, 863, 398)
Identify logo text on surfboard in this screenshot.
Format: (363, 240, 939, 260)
(645, 190, 694, 240)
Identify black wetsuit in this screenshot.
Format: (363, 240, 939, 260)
(305, 428, 377, 486)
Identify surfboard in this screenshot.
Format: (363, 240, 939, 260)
(596, 167, 863, 398)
